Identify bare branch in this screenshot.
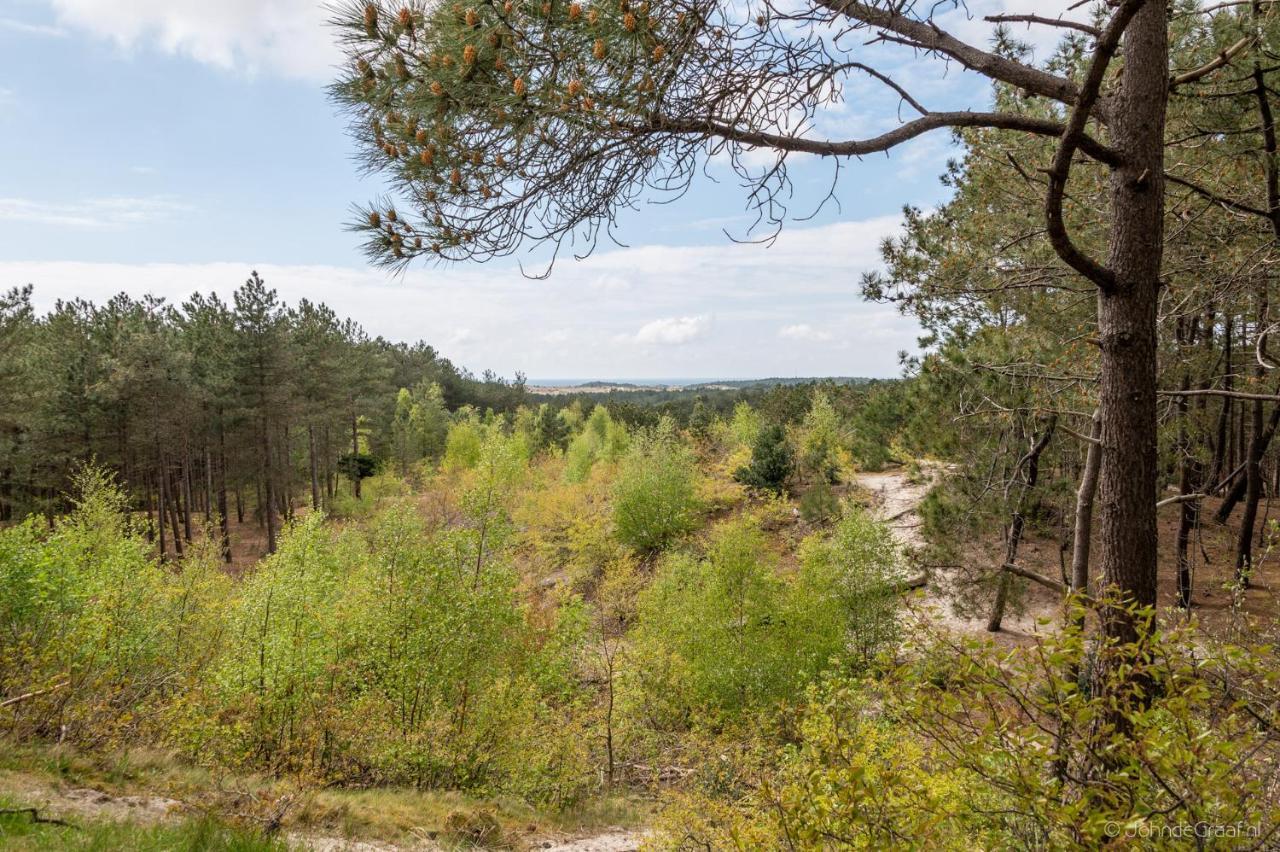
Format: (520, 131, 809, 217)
(645, 112, 1121, 164)
(820, 1, 1086, 111)
(1171, 36, 1255, 89)
(1045, 0, 1149, 292)
(985, 14, 1101, 38)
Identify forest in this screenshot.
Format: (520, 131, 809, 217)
(6, 0, 1280, 849)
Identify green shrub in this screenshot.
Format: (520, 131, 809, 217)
(654, 609, 1280, 850)
(628, 517, 847, 725)
(611, 419, 699, 551)
(795, 508, 901, 664)
(443, 418, 484, 471)
(733, 423, 793, 494)
(564, 406, 629, 483)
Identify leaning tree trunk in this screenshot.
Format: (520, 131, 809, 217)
(1071, 410, 1103, 599)
(1094, 0, 1166, 646)
(1211, 316, 1234, 486)
(988, 416, 1057, 632)
(1231, 65, 1280, 581)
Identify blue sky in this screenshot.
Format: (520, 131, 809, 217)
(0, 0, 1081, 379)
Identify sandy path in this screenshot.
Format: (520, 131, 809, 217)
(856, 465, 1058, 643)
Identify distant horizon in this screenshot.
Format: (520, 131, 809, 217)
(526, 376, 869, 387)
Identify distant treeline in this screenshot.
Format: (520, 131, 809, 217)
(0, 273, 527, 551)
(538, 379, 903, 434)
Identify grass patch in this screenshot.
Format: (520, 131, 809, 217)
(0, 740, 652, 849)
(0, 796, 284, 851)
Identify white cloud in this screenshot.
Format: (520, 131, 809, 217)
(0, 196, 191, 229)
(2, 215, 919, 379)
(448, 327, 476, 347)
(0, 17, 67, 37)
(632, 315, 711, 345)
(43, 0, 339, 80)
(779, 324, 833, 342)
(541, 329, 571, 344)
(589, 274, 630, 292)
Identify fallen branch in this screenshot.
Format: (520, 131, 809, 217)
(0, 808, 76, 829)
(1, 681, 69, 709)
(1157, 492, 1207, 509)
(1001, 562, 1067, 595)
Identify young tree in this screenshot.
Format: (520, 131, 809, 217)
(734, 423, 793, 494)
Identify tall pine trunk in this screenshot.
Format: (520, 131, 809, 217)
(1094, 0, 1166, 645)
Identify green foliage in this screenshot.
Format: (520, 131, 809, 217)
(733, 423, 793, 494)
(797, 389, 843, 484)
(0, 467, 228, 745)
(727, 401, 762, 448)
(611, 418, 698, 551)
(628, 517, 851, 725)
(338, 451, 378, 483)
(0, 803, 287, 851)
(390, 380, 450, 472)
(688, 399, 715, 440)
(795, 508, 901, 664)
(657, 611, 1280, 849)
(564, 406, 629, 483)
(797, 479, 838, 524)
(443, 415, 485, 471)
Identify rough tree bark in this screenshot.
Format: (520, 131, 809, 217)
(1092, 0, 1167, 644)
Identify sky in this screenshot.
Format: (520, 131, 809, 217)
(0, 0, 1085, 380)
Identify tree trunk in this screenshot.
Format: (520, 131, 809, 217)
(217, 425, 233, 563)
(1070, 410, 1103, 598)
(204, 445, 214, 524)
(351, 415, 362, 499)
(165, 457, 184, 558)
(155, 463, 168, 557)
(263, 421, 277, 554)
(143, 469, 156, 544)
(181, 445, 194, 543)
(988, 416, 1056, 632)
(1175, 320, 1204, 609)
(1093, 0, 1166, 646)
(1237, 338, 1267, 586)
(1211, 316, 1234, 486)
(309, 425, 321, 512)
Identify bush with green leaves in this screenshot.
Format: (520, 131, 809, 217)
(732, 401, 757, 447)
(797, 389, 844, 484)
(654, 611, 1280, 849)
(611, 418, 699, 551)
(795, 507, 901, 664)
(564, 405, 629, 483)
(0, 467, 229, 746)
(390, 380, 450, 472)
(628, 517, 849, 726)
(733, 423, 793, 494)
(443, 415, 485, 471)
